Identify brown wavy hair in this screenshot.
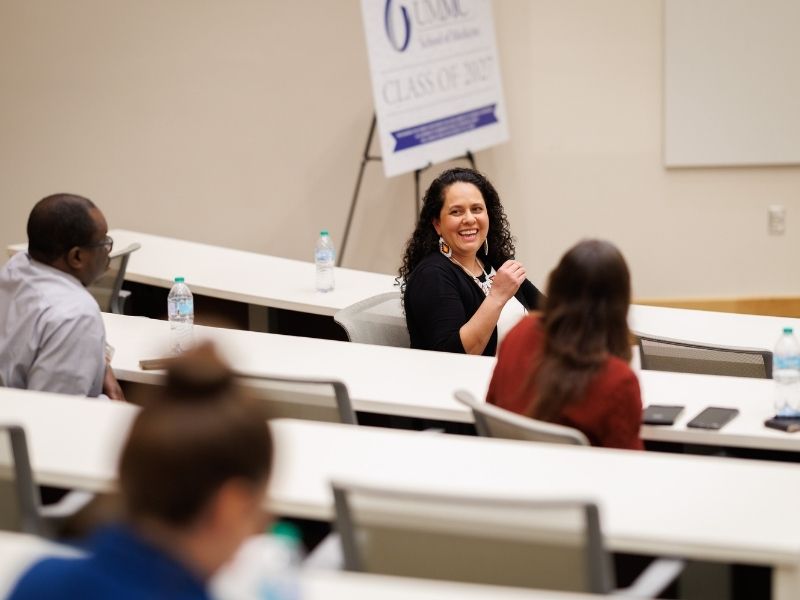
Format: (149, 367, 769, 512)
(527, 239, 632, 421)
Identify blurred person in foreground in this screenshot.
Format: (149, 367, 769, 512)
(9, 342, 273, 599)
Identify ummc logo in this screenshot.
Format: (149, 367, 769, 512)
(384, 0, 411, 52)
(384, 0, 470, 52)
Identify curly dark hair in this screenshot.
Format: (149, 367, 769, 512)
(398, 167, 516, 291)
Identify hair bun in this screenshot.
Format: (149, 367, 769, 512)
(164, 342, 234, 402)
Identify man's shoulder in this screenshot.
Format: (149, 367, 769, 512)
(3, 255, 93, 307)
(3, 282, 101, 337)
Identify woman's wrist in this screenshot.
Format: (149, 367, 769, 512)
(485, 292, 507, 311)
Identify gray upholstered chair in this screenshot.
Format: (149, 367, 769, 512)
(241, 374, 358, 425)
(333, 292, 409, 348)
(87, 242, 141, 314)
(454, 390, 590, 446)
(332, 480, 683, 597)
(637, 335, 772, 379)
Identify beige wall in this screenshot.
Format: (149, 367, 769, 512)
(2, 0, 799, 299)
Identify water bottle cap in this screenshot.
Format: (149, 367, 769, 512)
(785, 327, 794, 334)
(270, 520, 302, 543)
(174, 277, 185, 283)
(320, 230, 329, 236)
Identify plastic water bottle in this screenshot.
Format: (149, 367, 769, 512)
(315, 230, 335, 292)
(167, 277, 194, 355)
(258, 521, 304, 600)
(773, 327, 800, 416)
(210, 523, 304, 600)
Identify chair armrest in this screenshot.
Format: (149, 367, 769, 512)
(39, 491, 95, 520)
(303, 533, 343, 570)
(615, 557, 685, 598)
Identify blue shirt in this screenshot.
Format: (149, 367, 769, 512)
(8, 525, 210, 600)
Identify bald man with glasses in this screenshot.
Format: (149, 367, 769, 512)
(0, 194, 124, 400)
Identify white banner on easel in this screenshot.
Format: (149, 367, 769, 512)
(360, 0, 509, 177)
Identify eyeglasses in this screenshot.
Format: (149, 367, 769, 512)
(83, 235, 114, 254)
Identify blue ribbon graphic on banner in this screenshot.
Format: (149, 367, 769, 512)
(391, 104, 498, 152)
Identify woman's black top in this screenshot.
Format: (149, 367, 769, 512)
(403, 252, 543, 356)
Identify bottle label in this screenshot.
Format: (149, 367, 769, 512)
(178, 299, 193, 316)
(775, 355, 800, 370)
(169, 299, 194, 318)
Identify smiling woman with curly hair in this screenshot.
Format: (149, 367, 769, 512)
(400, 167, 542, 356)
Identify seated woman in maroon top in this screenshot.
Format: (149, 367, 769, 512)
(486, 239, 643, 450)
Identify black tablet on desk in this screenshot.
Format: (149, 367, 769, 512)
(642, 405, 684, 425)
(686, 407, 739, 430)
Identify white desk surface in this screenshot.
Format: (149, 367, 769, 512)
(629, 304, 800, 351)
(301, 571, 626, 600)
(0, 387, 133, 492)
(104, 313, 493, 423)
(2, 390, 799, 597)
(8, 229, 398, 317)
(638, 370, 789, 450)
(106, 313, 800, 452)
(270, 419, 800, 600)
(2, 390, 800, 576)
(268, 419, 800, 566)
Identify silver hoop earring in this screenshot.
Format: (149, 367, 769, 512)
(439, 236, 452, 258)
(483, 238, 489, 255)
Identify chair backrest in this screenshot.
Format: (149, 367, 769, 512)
(637, 335, 772, 379)
(332, 481, 614, 594)
(333, 292, 410, 348)
(0, 426, 44, 535)
(241, 374, 358, 425)
(87, 242, 141, 314)
(454, 390, 590, 446)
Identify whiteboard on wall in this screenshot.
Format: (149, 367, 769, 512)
(664, 0, 800, 167)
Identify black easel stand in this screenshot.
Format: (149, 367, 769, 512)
(338, 113, 477, 266)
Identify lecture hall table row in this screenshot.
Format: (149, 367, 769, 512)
(10, 229, 798, 347)
(104, 312, 796, 454)
(0, 388, 798, 600)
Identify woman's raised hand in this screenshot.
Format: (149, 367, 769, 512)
(489, 260, 526, 304)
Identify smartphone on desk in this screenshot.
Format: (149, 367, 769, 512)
(686, 407, 739, 430)
(765, 417, 800, 433)
(642, 405, 684, 426)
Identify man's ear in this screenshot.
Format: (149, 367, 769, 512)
(65, 246, 83, 270)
